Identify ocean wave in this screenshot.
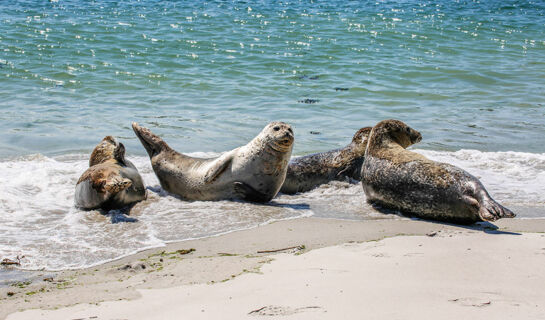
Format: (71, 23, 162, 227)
(0, 149, 542, 270)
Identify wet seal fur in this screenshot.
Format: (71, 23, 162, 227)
(132, 122, 294, 202)
(75, 136, 146, 210)
(281, 127, 372, 194)
(361, 119, 515, 224)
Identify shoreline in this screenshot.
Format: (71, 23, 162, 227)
(2, 216, 544, 319)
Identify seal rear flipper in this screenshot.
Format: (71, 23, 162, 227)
(233, 181, 271, 203)
(479, 199, 516, 221)
(132, 122, 171, 158)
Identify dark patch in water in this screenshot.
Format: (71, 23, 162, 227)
(298, 74, 319, 80)
(335, 87, 349, 91)
(109, 213, 138, 223)
(100, 208, 138, 223)
(299, 99, 319, 104)
(309, 131, 321, 135)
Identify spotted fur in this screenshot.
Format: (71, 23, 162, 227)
(281, 127, 371, 194)
(132, 122, 293, 202)
(75, 136, 146, 210)
(361, 119, 515, 224)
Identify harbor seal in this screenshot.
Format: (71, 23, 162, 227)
(132, 122, 294, 202)
(361, 119, 515, 224)
(75, 136, 146, 210)
(280, 127, 372, 194)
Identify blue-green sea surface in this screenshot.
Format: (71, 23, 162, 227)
(0, 0, 544, 271)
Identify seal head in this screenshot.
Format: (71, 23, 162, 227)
(280, 127, 372, 194)
(367, 120, 422, 150)
(261, 122, 294, 153)
(89, 136, 123, 166)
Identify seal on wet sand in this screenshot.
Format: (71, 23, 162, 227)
(75, 136, 146, 210)
(361, 119, 515, 224)
(280, 127, 372, 194)
(132, 122, 294, 202)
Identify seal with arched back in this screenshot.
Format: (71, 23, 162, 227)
(132, 122, 294, 202)
(280, 127, 372, 194)
(75, 136, 146, 210)
(361, 119, 515, 224)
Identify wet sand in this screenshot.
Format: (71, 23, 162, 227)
(2, 217, 545, 320)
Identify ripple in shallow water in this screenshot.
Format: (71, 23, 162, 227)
(0, 0, 544, 157)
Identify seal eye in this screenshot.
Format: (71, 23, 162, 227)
(273, 126, 280, 131)
(406, 127, 411, 133)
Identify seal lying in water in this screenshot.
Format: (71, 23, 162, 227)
(75, 136, 146, 210)
(280, 127, 372, 194)
(361, 119, 515, 224)
(132, 122, 294, 202)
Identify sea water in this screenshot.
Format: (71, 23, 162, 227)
(1, 0, 544, 270)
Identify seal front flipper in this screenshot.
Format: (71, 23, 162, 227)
(202, 154, 233, 184)
(103, 177, 133, 194)
(132, 122, 171, 157)
(233, 182, 271, 203)
(336, 161, 357, 178)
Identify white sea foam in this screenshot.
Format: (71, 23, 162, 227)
(0, 153, 312, 271)
(0, 149, 543, 270)
(414, 149, 545, 207)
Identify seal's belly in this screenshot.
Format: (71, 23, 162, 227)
(156, 164, 284, 201)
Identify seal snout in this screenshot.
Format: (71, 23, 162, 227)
(281, 128, 294, 144)
(411, 130, 422, 144)
(103, 135, 118, 146)
(280, 128, 294, 147)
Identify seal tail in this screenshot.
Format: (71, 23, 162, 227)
(132, 122, 170, 158)
(478, 198, 516, 222)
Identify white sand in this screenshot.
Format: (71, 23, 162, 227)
(7, 230, 545, 320)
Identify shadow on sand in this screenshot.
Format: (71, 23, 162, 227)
(370, 204, 521, 236)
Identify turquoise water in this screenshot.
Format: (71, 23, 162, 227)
(1, 1, 545, 271)
(1, 0, 544, 156)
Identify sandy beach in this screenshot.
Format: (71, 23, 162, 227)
(2, 217, 544, 320)
(2, 1, 545, 319)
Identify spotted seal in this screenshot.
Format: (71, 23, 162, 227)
(280, 127, 372, 194)
(132, 122, 294, 202)
(75, 136, 146, 210)
(361, 119, 515, 224)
